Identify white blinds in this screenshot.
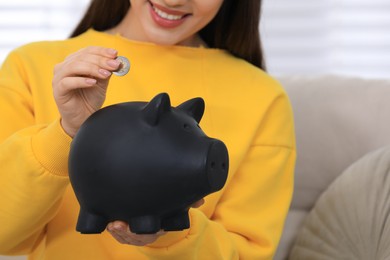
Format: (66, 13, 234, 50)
(261, 0, 390, 78)
(0, 0, 389, 79)
(0, 0, 89, 62)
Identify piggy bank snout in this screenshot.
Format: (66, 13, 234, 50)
(206, 140, 229, 192)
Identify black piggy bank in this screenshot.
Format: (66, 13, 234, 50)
(68, 93, 229, 234)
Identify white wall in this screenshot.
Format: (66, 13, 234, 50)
(0, 0, 89, 63)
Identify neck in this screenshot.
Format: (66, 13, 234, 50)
(106, 27, 207, 48)
(105, 10, 207, 48)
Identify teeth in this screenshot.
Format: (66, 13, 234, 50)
(153, 6, 184, 21)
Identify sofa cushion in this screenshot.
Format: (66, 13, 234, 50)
(279, 75, 390, 211)
(289, 146, 390, 259)
(275, 75, 390, 260)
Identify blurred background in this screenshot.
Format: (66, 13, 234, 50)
(0, 0, 390, 78)
(0, 0, 389, 80)
(0, 0, 389, 259)
(262, 0, 390, 78)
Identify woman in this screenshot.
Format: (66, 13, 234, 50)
(0, 0, 296, 259)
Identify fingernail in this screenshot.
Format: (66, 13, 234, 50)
(99, 69, 111, 76)
(107, 59, 121, 68)
(85, 78, 97, 85)
(114, 223, 124, 231)
(107, 224, 113, 231)
(108, 48, 117, 55)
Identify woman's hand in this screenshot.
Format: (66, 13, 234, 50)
(107, 199, 205, 246)
(107, 222, 167, 246)
(52, 46, 121, 137)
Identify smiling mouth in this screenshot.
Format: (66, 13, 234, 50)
(149, 1, 190, 21)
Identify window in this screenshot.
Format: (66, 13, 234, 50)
(1, 1, 389, 79)
(261, 0, 390, 78)
(0, 0, 89, 62)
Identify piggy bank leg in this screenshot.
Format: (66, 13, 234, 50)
(76, 208, 107, 234)
(162, 209, 190, 231)
(129, 215, 161, 234)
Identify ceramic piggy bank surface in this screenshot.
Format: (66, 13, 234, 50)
(68, 93, 229, 234)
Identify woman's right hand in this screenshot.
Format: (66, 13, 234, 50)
(107, 199, 205, 246)
(52, 46, 121, 137)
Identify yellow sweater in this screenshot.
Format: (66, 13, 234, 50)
(0, 29, 295, 260)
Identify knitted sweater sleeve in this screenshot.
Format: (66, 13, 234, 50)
(0, 50, 70, 254)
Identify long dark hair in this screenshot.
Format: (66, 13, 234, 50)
(70, 0, 265, 70)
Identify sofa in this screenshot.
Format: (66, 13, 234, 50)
(275, 75, 390, 259)
(2, 75, 390, 260)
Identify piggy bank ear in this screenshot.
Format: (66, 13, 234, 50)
(177, 97, 205, 123)
(143, 93, 171, 126)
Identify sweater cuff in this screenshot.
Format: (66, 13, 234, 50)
(31, 119, 72, 177)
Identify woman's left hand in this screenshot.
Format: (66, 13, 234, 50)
(107, 199, 205, 246)
(107, 222, 166, 246)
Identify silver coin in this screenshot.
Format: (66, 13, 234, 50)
(113, 56, 130, 76)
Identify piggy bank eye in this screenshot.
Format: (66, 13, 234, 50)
(183, 124, 190, 129)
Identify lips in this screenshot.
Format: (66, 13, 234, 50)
(149, 1, 190, 28)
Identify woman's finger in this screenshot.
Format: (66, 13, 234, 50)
(54, 76, 97, 97)
(60, 60, 113, 79)
(107, 229, 129, 244)
(67, 46, 118, 60)
(107, 221, 166, 246)
(66, 53, 121, 73)
(107, 222, 136, 244)
(54, 48, 120, 82)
